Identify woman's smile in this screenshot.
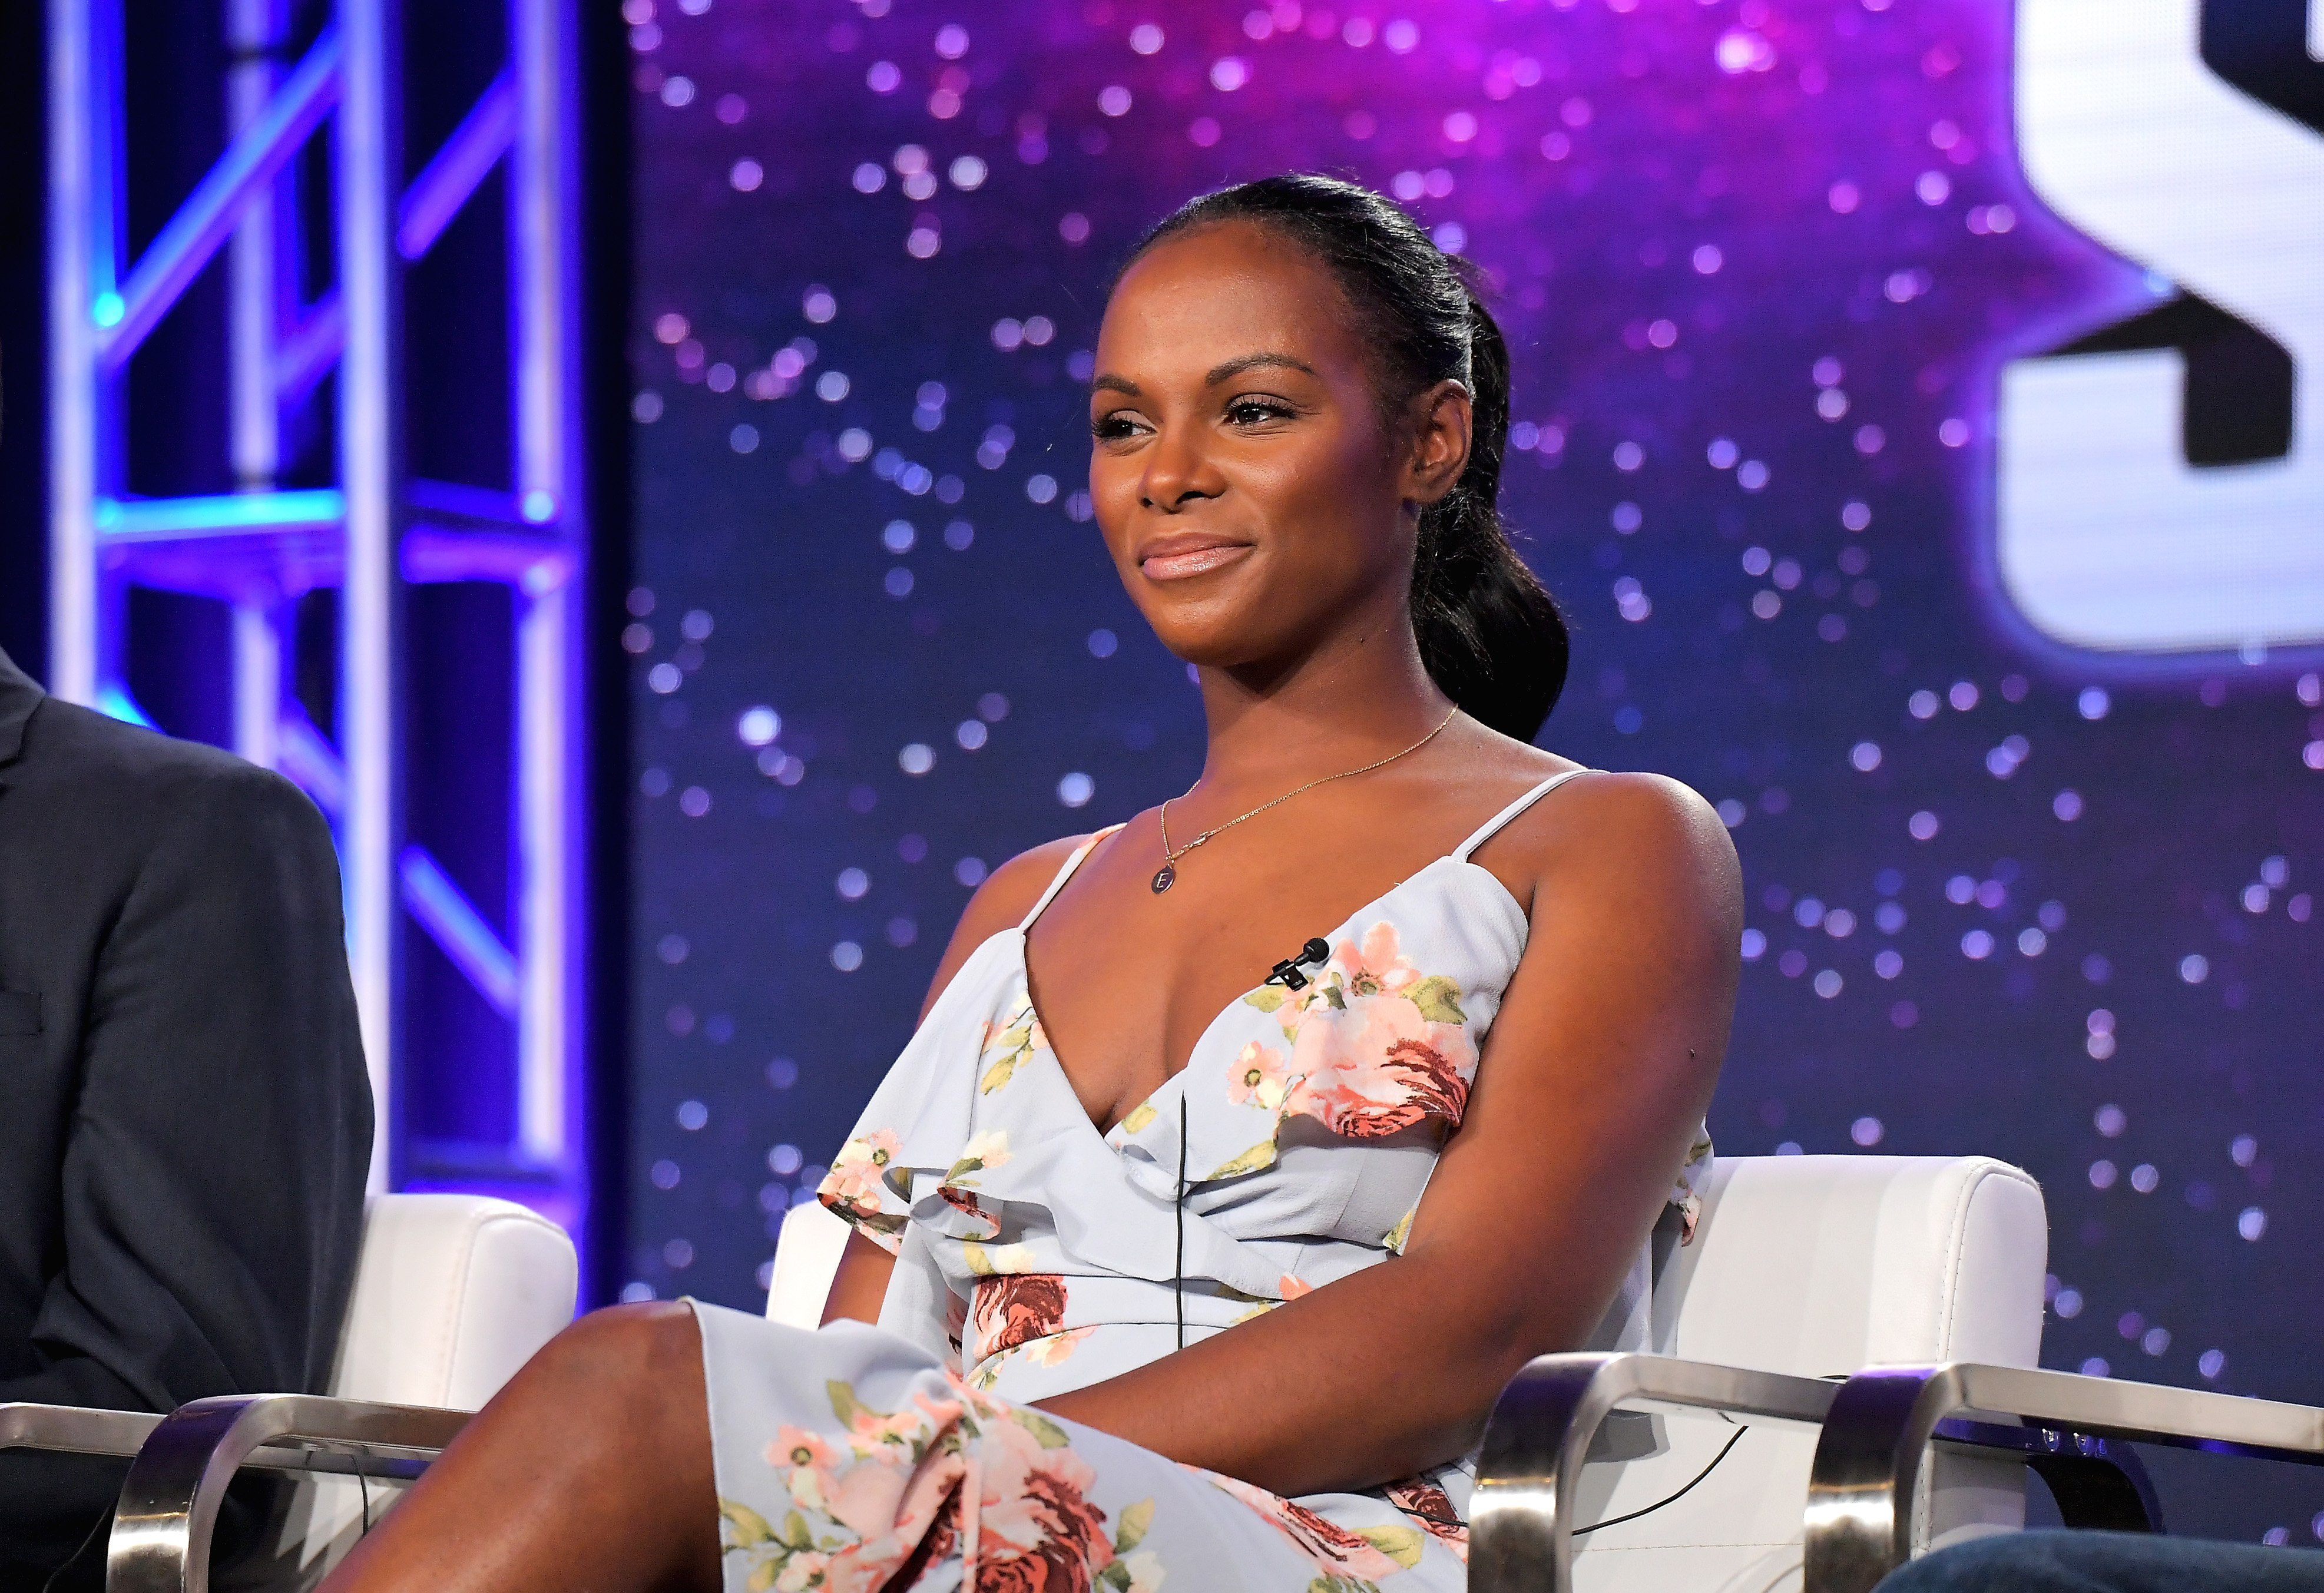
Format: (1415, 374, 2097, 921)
(1137, 532, 1256, 582)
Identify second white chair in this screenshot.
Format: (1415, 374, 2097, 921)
(764, 1152, 2050, 1593)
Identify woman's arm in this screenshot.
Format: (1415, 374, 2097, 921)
(1037, 773, 1741, 1495)
(819, 834, 1093, 1327)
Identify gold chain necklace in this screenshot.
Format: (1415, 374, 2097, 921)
(1151, 706, 1461, 894)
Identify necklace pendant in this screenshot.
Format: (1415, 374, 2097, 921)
(1151, 863, 1176, 894)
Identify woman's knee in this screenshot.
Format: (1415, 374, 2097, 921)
(520, 1301, 705, 1405)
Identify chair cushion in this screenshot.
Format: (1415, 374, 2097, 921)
(329, 1193, 578, 1410)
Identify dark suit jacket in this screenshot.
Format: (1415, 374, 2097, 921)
(0, 648, 372, 1586)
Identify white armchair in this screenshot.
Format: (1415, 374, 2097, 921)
(226, 1192, 581, 1585)
(766, 1154, 2052, 1592)
(1472, 1154, 2050, 1593)
(0, 1192, 576, 1592)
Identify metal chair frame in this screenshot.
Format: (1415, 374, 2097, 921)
(11, 1356, 2320, 1590)
(1473, 1353, 2324, 1593)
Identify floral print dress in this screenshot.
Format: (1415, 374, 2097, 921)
(692, 769, 1714, 1592)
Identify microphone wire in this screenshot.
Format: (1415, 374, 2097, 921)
(1175, 1095, 1189, 1350)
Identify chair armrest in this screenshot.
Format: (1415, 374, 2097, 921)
(1804, 1363, 2324, 1593)
(1471, 1352, 1840, 1593)
(2, 1398, 436, 1479)
(107, 1394, 468, 1593)
(2, 1401, 163, 1458)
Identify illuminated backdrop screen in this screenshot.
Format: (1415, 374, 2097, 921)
(624, 0, 2324, 1540)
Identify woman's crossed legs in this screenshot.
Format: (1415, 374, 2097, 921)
(320, 1304, 723, 1593)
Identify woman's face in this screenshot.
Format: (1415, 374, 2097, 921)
(1088, 220, 1471, 674)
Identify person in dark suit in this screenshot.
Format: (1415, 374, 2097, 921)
(0, 645, 373, 1588)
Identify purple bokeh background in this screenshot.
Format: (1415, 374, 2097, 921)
(623, 0, 2323, 1542)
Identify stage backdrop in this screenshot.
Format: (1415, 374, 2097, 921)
(623, 0, 2323, 1541)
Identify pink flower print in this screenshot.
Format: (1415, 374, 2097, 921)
(970, 1410, 1115, 1592)
(1386, 1478, 1469, 1561)
(971, 1274, 1071, 1362)
(819, 1128, 908, 1247)
(1226, 1040, 1290, 1112)
(1284, 992, 1476, 1138)
(766, 1426, 849, 1520)
(1199, 1472, 1404, 1580)
(939, 1185, 1002, 1239)
(1332, 921, 1422, 1001)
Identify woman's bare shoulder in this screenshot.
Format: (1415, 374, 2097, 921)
(916, 832, 1100, 1019)
(1492, 766, 1742, 928)
(956, 833, 1101, 940)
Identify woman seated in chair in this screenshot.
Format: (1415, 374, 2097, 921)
(326, 174, 1740, 1593)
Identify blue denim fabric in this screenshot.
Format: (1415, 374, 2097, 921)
(1879, 1531, 2324, 1592)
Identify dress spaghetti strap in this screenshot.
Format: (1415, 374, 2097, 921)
(1451, 767, 1597, 863)
(1017, 823, 1128, 930)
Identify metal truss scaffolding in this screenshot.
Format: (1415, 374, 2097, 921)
(46, 0, 588, 1219)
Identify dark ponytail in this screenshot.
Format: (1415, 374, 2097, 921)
(1129, 174, 1569, 740)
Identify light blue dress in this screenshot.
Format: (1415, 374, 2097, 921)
(693, 770, 1713, 1592)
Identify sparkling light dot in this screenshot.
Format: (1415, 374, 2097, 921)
(2078, 686, 2110, 720)
(730, 158, 763, 191)
(1130, 22, 1164, 52)
(676, 1099, 709, 1131)
(898, 743, 935, 775)
(2239, 1207, 2267, 1240)
(1210, 55, 1250, 91)
(737, 706, 781, 746)
(1909, 810, 1939, 840)
(2179, 953, 2210, 984)
(1851, 1116, 1883, 1147)
(1057, 771, 1095, 808)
